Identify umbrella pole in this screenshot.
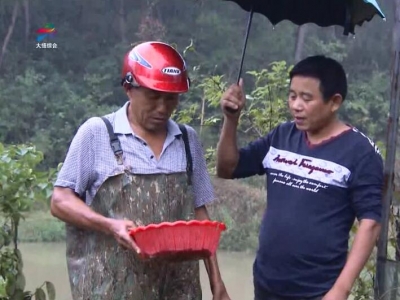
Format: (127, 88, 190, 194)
(236, 7, 254, 84)
(226, 7, 254, 114)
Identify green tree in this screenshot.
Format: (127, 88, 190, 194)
(0, 143, 56, 299)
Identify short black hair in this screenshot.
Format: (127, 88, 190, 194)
(289, 55, 347, 102)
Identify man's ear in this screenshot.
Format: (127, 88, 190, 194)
(330, 93, 343, 113)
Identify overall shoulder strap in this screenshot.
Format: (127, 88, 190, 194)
(178, 124, 193, 185)
(100, 116, 123, 165)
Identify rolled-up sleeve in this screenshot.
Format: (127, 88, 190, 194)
(349, 151, 383, 223)
(54, 118, 95, 198)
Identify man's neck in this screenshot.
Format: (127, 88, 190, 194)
(306, 118, 349, 145)
(126, 104, 167, 140)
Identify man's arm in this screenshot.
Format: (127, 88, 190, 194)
(50, 118, 139, 252)
(216, 116, 240, 179)
(51, 187, 139, 252)
(325, 151, 383, 299)
(51, 118, 103, 229)
(327, 219, 380, 297)
(51, 187, 113, 234)
(195, 206, 228, 295)
(187, 127, 229, 298)
(217, 79, 268, 179)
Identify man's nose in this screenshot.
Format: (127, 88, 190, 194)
(155, 98, 169, 113)
(291, 98, 304, 111)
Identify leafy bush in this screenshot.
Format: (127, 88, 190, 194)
(0, 144, 55, 299)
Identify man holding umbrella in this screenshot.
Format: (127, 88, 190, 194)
(216, 55, 382, 300)
(51, 41, 230, 299)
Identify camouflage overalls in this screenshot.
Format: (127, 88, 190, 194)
(65, 117, 202, 300)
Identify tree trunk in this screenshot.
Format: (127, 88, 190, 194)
(23, 0, 30, 50)
(394, 0, 400, 53)
(294, 25, 307, 63)
(0, 1, 19, 71)
(199, 96, 205, 136)
(385, 0, 400, 300)
(118, 0, 126, 44)
(393, 0, 400, 262)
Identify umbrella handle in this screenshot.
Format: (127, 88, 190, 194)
(226, 7, 254, 114)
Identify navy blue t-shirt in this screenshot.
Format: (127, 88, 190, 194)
(232, 121, 383, 298)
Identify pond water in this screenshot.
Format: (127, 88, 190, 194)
(19, 242, 255, 300)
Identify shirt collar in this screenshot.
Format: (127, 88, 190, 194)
(114, 101, 182, 137)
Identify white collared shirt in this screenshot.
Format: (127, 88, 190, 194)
(55, 101, 215, 207)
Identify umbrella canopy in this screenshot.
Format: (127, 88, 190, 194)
(224, 0, 386, 35)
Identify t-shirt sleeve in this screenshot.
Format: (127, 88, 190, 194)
(349, 150, 383, 223)
(232, 134, 270, 179)
(54, 118, 96, 198)
(187, 126, 215, 208)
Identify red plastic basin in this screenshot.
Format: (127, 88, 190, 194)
(129, 220, 226, 261)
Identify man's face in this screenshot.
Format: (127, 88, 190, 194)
(288, 76, 341, 133)
(128, 87, 179, 132)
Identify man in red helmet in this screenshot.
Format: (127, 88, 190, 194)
(50, 41, 230, 300)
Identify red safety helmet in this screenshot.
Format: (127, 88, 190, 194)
(121, 41, 190, 93)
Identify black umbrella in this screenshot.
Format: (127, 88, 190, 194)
(222, 0, 386, 113)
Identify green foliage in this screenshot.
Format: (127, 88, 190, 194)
(306, 37, 348, 62)
(341, 71, 390, 140)
(0, 67, 118, 169)
(18, 212, 65, 243)
(217, 206, 260, 252)
(174, 60, 292, 137)
(242, 61, 292, 136)
(0, 144, 55, 300)
(205, 177, 266, 252)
